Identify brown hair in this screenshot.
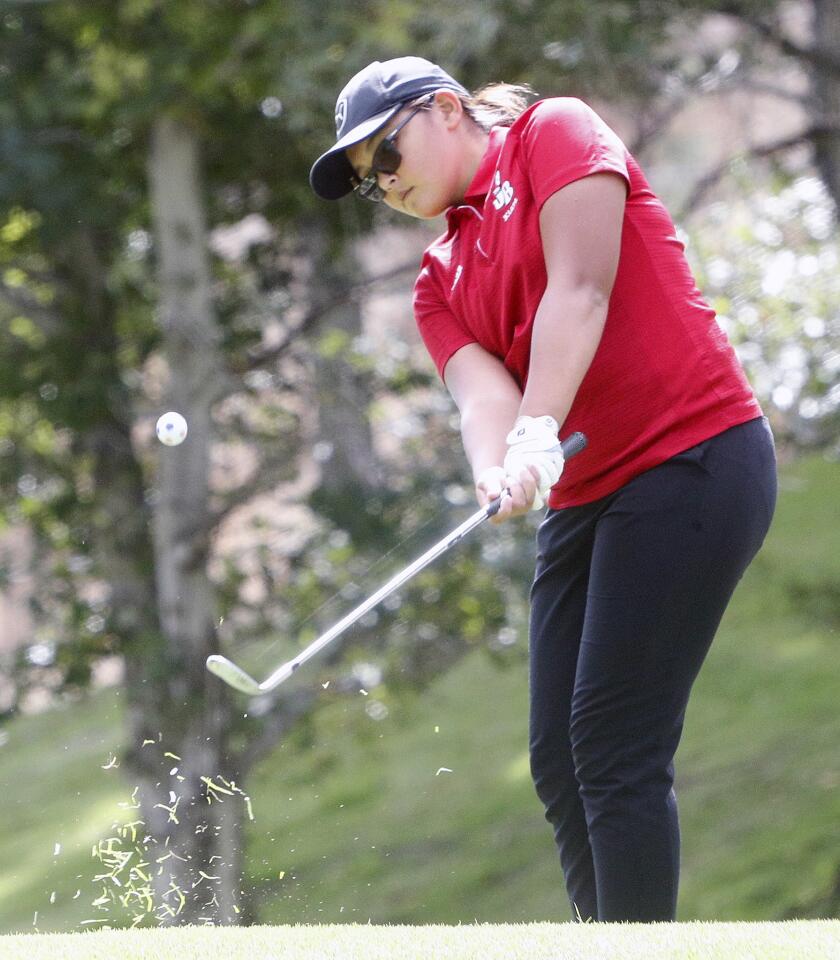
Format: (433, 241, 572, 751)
(461, 83, 536, 130)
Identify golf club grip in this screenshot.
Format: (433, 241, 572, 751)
(486, 431, 587, 518)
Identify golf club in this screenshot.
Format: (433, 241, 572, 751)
(207, 431, 587, 695)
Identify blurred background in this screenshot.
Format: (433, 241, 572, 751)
(0, 0, 838, 932)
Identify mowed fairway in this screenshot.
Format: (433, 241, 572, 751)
(2, 921, 840, 959)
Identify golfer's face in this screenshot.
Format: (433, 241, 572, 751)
(347, 99, 459, 219)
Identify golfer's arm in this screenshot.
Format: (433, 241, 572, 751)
(443, 343, 522, 479)
(518, 172, 626, 424)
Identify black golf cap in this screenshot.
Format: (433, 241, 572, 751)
(309, 56, 469, 201)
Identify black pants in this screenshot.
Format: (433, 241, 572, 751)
(529, 417, 777, 922)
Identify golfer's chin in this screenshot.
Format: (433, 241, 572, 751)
(387, 187, 444, 221)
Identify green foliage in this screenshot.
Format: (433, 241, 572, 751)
(687, 173, 840, 447)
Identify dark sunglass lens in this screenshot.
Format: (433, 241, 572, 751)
(372, 137, 401, 175)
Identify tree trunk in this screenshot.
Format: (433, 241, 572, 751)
(303, 224, 385, 496)
(812, 0, 840, 213)
(138, 114, 240, 924)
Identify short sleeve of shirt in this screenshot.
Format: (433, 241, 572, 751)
(413, 99, 632, 382)
(519, 98, 631, 209)
(413, 259, 476, 379)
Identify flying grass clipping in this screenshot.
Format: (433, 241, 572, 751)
(84, 740, 254, 927)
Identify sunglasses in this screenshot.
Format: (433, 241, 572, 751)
(353, 95, 433, 202)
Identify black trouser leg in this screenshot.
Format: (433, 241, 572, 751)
(529, 418, 777, 921)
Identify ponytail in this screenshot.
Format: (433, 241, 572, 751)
(461, 83, 536, 130)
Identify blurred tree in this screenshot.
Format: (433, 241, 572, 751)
(0, 0, 836, 927)
(629, 0, 840, 216)
(688, 172, 840, 448)
(721, 0, 840, 210)
(0, 0, 529, 923)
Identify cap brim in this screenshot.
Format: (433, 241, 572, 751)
(310, 104, 402, 200)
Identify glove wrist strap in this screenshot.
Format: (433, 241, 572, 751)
(511, 414, 559, 438)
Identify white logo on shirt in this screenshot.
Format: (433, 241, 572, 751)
(492, 171, 515, 211)
(491, 170, 518, 222)
(451, 264, 464, 292)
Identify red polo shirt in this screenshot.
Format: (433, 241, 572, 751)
(413, 97, 761, 508)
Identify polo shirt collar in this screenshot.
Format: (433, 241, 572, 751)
(463, 126, 508, 202)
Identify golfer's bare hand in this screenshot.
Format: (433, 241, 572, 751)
(475, 465, 541, 523)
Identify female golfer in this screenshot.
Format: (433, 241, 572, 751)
(310, 56, 776, 922)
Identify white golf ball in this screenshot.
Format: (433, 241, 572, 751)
(156, 411, 188, 446)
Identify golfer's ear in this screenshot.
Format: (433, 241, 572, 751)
(433, 90, 463, 127)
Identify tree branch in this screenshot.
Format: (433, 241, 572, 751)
(629, 87, 694, 157)
(243, 259, 419, 372)
(207, 447, 301, 533)
(718, 4, 840, 76)
(736, 78, 813, 108)
(676, 124, 837, 218)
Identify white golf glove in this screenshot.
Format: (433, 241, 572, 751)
(503, 415, 564, 510)
(475, 465, 508, 503)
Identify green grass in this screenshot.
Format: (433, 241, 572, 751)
(0, 689, 127, 933)
(0, 455, 838, 934)
(1, 921, 839, 960)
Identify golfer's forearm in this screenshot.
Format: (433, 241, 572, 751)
(519, 283, 608, 425)
(459, 391, 522, 479)
(443, 343, 525, 480)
